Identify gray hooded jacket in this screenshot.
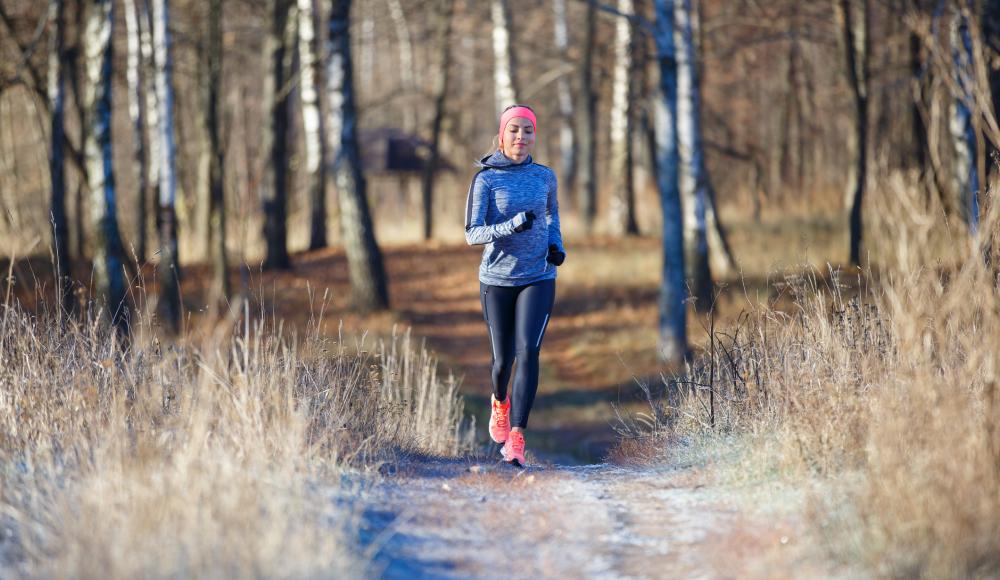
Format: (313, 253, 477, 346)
(464, 150, 565, 287)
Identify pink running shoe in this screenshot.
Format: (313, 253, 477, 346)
(489, 395, 511, 443)
(501, 430, 526, 467)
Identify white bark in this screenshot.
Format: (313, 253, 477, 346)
(653, 0, 687, 364)
(609, 0, 636, 234)
(491, 0, 517, 115)
(84, 0, 127, 325)
(553, 0, 576, 186)
(124, 0, 149, 259)
(674, 0, 710, 300)
(152, 0, 176, 213)
(298, 0, 324, 176)
(140, 0, 160, 197)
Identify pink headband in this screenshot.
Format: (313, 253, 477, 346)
(498, 107, 537, 145)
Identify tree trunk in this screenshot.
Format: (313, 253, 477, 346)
(675, 0, 711, 310)
(49, 0, 73, 315)
(84, 0, 128, 330)
(124, 0, 150, 263)
(262, 0, 293, 270)
(610, 0, 639, 236)
(491, 0, 519, 114)
(152, 0, 181, 332)
(420, 0, 456, 241)
(839, 0, 869, 266)
(653, 0, 687, 365)
(327, 0, 389, 311)
(950, 11, 980, 233)
(298, 0, 329, 250)
(553, 0, 577, 200)
(387, 0, 417, 132)
(207, 0, 229, 302)
(140, 0, 161, 236)
(578, 2, 598, 233)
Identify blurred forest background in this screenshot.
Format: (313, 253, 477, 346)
(0, 0, 998, 356)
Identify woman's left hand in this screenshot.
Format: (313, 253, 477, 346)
(546, 244, 565, 266)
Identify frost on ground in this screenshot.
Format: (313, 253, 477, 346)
(356, 456, 843, 579)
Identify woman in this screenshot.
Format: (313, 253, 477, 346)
(464, 104, 566, 467)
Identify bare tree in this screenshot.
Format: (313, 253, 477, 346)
(838, 0, 870, 266)
(675, 0, 711, 308)
(123, 0, 150, 263)
(949, 8, 980, 231)
(298, 0, 329, 250)
(48, 0, 73, 315)
(420, 0, 456, 241)
(84, 0, 128, 329)
(578, 2, 598, 233)
(151, 0, 181, 332)
(610, 0, 640, 236)
(553, 0, 577, 198)
(491, 0, 519, 114)
(387, 0, 418, 132)
(327, 0, 389, 310)
(262, 0, 293, 270)
(653, 0, 687, 365)
(207, 0, 229, 301)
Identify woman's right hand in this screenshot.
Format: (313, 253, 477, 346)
(511, 211, 536, 233)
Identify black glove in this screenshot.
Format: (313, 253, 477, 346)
(512, 211, 536, 233)
(546, 244, 565, 266)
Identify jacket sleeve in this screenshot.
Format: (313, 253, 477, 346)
(546, 170, 565, 253)
(465, 171, 518, 245)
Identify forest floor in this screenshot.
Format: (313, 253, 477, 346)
(5, 220, 853, 577)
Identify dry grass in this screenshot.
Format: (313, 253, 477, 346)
(0, 295, 468, 578)
(619, 177, 1000, 578)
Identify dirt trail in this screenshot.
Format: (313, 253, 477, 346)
(356, 457, 828, 579)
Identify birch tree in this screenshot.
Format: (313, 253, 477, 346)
(207, 0, 229, 300)
(491, 0, 519, 114)
(84, 0, 128, 329)
(838, 0, 870, 265)
(327, 0, 389, 310)
(675, 0, 711, 308)
(610, 0, 639, 236)
(49, 0, 73, 314)
(124, 0, 150, 262)
(653, 0, 687, 364)
(152, 0, 181, 332)
(262, 0, 293, 270)
(578, 2, 598, 233)
(298, 0, 329, 250)
(553, 0, 577, 197)
(949, 9, 980, 232)
(420, 0, 456, 241)
(387, 0, 417, 132)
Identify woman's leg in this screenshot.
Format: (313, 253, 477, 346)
(480, 283, 518, 401)
(510, 279, 556, 429)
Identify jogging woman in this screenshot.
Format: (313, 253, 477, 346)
(464, 104, 566, 467)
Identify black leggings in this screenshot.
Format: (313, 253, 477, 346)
(480, 279, 555, 429)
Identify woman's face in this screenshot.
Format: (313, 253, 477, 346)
(501, 117, 535, 162)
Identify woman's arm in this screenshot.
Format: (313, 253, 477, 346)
(545, 170, 565, 253)
(464, 172, 530, 245)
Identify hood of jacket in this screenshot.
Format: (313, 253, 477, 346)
(477, 150, 533, 169)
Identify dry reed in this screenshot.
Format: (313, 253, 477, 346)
(621, 177, 1000, 578)
(0, 296, 467, 578)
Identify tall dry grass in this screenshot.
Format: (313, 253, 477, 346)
(623, 177, 1000, 578)
(0, 297, 468, 578)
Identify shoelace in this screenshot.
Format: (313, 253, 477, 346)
(493, 401, 509, 431)
(508, 433, 525, 456)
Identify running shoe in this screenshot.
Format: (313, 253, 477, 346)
(489, 395, 511, 443)
(501, 430, 526, 467)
